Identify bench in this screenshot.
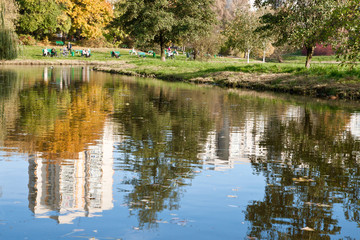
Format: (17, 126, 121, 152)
(42, 49, 52, 57)
(129, 49, 137, 55)
(56, 41, 64, 46)
(111, 51, 121, 58)
(138, 52, 146, 58)
(148, 50, 156, 57)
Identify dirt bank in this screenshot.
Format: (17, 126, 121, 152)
(0, 59, 127, 66)
(94, 66, 360, 100)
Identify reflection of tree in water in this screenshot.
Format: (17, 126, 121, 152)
(112, 84, 214, 228)
(4, 68, 113, 160)
(245, 107, 360, 239)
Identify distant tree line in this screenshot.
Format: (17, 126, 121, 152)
(0, 0, 360, 66)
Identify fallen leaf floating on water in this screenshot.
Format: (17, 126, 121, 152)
(301, 227, 315, 231)
(304, 202, 332, 208)
(292, 177, 315, 183)
(247, 237, 258, 240)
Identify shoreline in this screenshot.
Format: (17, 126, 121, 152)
(93, 66, 360, 101)
(0, 59, 125, 65)
(2, 59, 360, 101)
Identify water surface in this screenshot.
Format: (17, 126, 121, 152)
(0, 66, 359, 239)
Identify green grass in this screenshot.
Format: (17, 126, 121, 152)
(14, 45, 360, 83)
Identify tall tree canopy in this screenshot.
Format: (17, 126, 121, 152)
(17, 0, 63, 38)
(57, 0, 113, 39)
(334, 0, 360, 64)
(225, 9, 262, 63)
(255, 0, 341, 68)
(1, 0, 18, 30)
(0, 0, 18, 60)
(119, 0, 216, 61)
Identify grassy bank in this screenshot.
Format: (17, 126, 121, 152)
(6, 45, 360, 99)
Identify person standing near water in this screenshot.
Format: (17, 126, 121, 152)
(67, 42, 72, 52)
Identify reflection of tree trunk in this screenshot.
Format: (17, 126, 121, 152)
(305, 45, 315, 69)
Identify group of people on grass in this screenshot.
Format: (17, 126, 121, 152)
(43, 41, 91, 58)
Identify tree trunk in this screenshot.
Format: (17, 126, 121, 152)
(263, 49, 266, 63)
(263, 42, 266, 63)
(305, 45, 315, 69)
(160, 33, 166, 61)
(247, 49, 251, 63)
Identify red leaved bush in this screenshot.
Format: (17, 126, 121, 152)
(302, 43, 334, 56)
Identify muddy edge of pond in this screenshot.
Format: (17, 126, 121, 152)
(0, 59, 126, 66)
(93, 66, 360, 101)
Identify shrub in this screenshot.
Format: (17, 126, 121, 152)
(301, 43, 334, 56)
(19, 34, 37, 45)
(0, 28, 18, 60)
(80, 36, 113, 48)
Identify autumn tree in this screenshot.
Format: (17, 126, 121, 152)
(57, 0, 113, 39)
(118, 0, 215, 61)
(255, 0, 342, 68)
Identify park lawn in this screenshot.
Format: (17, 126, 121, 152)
(16, 45, 360, 84)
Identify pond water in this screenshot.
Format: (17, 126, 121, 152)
(0, 66, 359, 240)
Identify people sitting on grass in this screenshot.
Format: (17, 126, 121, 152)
(43, 48, 49, 57)
(51, 48, 57, 57)
(82, 49, 91, 58)
(62, 46, 68, 56)
(111, 51, 120, 58)
(129, 47, 137, 55)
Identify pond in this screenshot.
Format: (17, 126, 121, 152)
(0, 66, 359, 240)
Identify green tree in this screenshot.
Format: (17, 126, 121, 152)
(0, 0, 18, 30)
(333, 0, 360, 64)
(118, 0, 216, 61)
(255, 0, 341, 68)
(0, 1, 18, 60)
(17, 0, 63, 39)
(225, 9, 262, 63)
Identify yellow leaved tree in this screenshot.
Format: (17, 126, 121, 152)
(56, 0, 113, 39)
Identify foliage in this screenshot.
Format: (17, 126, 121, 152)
(185, 27, 222, 60)
(333, 0, 360, 64)
(0, 2, 18, 60)
(118, 0, 216, 61)
(18, 34, 36, 45)
(80, 36, 113, 48)
(17, 0, 63, 39)
(104, 1, 128, 47)
(255, 0, 341, 68)
(224, 9, 262, 63)
(0, 0, 18, 30)
(57, 0, 113, 39)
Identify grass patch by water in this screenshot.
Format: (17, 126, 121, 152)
(12, 45, 360, 84)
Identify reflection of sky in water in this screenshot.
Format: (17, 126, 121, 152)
(0, 66, 360, 239)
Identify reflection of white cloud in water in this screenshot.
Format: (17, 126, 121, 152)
(29, 121, 121, 224)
